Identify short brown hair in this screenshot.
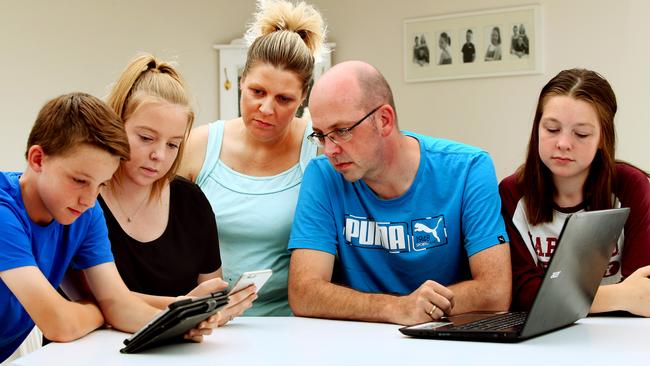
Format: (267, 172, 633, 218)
(518, 68, 617, 224)
(26, 92, 130, 160)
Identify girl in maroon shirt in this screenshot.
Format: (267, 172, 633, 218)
(499, 68, 650, 316)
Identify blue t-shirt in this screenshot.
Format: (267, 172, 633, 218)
(288, 133, 508, 294)
(0, 172, 114, 361)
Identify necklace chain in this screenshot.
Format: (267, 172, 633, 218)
(113, 193, 149, 223)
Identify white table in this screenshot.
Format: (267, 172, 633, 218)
(11, 316, 649, 365)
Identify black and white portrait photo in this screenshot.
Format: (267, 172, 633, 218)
(412, 34, 430, 66)
(484, 26, 502, 61)
(461, 28, 476, 63)
(437, 31, 452, 65)
(510, 23, 530, 58)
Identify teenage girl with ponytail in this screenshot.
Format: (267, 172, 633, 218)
(98, 54, 257, 328)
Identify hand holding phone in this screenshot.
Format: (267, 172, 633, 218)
(228, 269, 273, 295)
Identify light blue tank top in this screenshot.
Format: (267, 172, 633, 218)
(196, 120, 316, 315)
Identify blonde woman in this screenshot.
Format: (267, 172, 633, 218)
(180, 0, 327, 315)
(98, 54, 256, 326)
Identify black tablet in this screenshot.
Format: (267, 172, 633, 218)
(120, 291, 229, 354)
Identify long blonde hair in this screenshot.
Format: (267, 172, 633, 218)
(106, 53, 194, 199)
(243, 0, 328, 95)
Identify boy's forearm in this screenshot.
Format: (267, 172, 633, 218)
(81, 263, 164, 332)
(98, 293, 162, 333)
(38, 299, 104, 343)
(1, 266, 104, 342)
(133, 291, 176, 310)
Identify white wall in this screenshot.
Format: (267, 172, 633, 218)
(0, 0, 255, 170)
(2, 0, 649, 179)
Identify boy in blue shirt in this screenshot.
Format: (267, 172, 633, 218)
(0, 93, 216, 363)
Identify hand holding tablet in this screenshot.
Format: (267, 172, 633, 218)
(120, 270, 273, 353)
(120, 291, 229, 354)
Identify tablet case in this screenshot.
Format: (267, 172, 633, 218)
(120, 291, 229, 353)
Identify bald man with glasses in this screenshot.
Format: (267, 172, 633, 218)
(287, 61, 511, 325)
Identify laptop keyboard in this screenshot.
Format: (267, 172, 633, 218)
(452, 312, 527, 331)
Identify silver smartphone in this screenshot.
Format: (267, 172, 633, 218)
(227, 269, 273, 295)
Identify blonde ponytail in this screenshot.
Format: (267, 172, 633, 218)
(243, 0, 328, 93)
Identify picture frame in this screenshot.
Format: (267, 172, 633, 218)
(404, 5, 541, 82)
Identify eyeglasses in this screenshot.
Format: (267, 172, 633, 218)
(307, 105, 382, 148)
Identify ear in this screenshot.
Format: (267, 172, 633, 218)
(26, 145, 46, 173)
(239, 75, 246, 91)
(376, 105, 396, 137)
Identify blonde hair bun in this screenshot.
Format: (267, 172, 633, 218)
(245, 0, 329, 62)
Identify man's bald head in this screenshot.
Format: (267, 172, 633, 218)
(310, 61, 396, 119)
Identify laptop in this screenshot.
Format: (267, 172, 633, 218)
(399, 208, 630, 342)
